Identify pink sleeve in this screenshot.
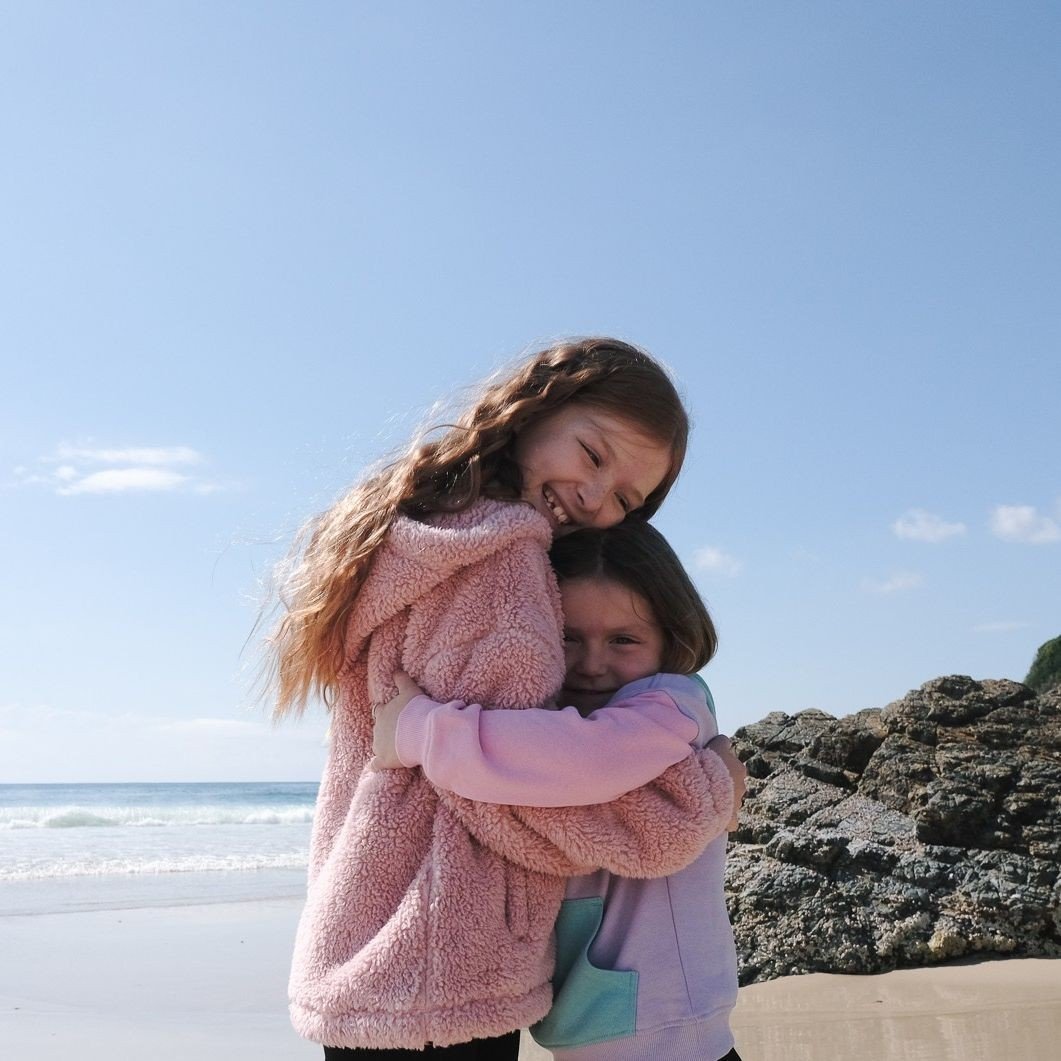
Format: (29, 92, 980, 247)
(437, 749, 734, 879)
(396, 691, 698, 806)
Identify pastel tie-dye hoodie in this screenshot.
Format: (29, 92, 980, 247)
(288, 499, 735, 1050)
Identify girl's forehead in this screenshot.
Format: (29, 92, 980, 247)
(560, 577, 658, 627)
(579, 408, 663, 447)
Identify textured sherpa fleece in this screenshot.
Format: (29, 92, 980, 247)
(288, 499, 735, 1050)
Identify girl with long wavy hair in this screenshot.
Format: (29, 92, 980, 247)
(265, 337, 740, 1059)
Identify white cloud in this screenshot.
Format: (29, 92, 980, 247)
(14, 442, 232, 497)
(55, 445, 204, 466)
(989, 504, 1061, 544)
(693, 546, 743, 577)
(861, 571, 923, 594)
(973, 621, 1032, 633)
(58, 468, 190, 495)
(892, 508, 966, 543)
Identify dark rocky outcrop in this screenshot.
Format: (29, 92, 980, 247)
(725, 675, 1061, 984)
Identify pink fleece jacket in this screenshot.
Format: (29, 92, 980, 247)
(288, 499, 735, 1050)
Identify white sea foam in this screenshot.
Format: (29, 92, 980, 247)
(2, 851, 309, 881)
(0, 805, 316, 829)
(0, 783, 317, 909)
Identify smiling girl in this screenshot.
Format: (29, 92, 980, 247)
(266, 338, 739, 1059)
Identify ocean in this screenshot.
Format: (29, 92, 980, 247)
(0, 782, 316, 916)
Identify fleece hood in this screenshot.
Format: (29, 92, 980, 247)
(343, 499, 552, 666)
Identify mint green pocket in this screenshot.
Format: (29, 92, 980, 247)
(531, 897, 638, 1049)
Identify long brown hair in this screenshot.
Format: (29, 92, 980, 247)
(549, 521, 717, 674)
(265, 337, 689, 718)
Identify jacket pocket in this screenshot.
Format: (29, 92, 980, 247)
(504, 861, 530, 939)
(531, 897, 638, 1049)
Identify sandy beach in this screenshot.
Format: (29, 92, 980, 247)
(2, 896, 1059, 1060)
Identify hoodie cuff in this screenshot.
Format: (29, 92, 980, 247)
(394, 694, 444, 767)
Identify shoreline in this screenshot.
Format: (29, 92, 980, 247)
(2, 895, 1058, 1060)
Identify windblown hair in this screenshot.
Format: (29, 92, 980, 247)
(549, 521, 717, 674)
(265, 337, 689, 718)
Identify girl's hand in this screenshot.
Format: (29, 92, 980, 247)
(707, 734, 747, 831)
(371, 671, 424, 769)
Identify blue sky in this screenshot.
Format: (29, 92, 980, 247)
(2, 2, 1058, 782)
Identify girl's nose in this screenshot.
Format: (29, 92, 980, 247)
(576, 479, 606, 518)
(576, 646, 607, 676)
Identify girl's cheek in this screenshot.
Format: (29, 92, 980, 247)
(636, 647, 665, 676)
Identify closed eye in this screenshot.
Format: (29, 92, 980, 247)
(579, 441, 601, 467)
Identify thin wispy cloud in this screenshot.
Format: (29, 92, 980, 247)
(693, 546, 743, 577)
(973, 621, 1032, 633)
(14, 443, 233, 496)
(59, 468, 190, 495)
(55, 445, 203, 467)
(861, 571, 923, 594)
(989, 503, 1061, 544)
(892, 508, 966, 543)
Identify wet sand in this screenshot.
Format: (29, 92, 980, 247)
(1, 897, 1057, 1059)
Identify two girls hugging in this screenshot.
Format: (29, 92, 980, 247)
(266, 338, 748, 1061)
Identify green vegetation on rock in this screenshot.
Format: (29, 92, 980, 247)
(1025, 635, 1061, 693)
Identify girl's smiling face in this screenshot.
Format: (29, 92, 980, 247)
(559, 577, 665, 714)
(512, 404, 673, 536)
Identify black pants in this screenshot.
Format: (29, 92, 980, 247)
(323, 1030, 520, 1060)
(325, 1033, 738, 1060)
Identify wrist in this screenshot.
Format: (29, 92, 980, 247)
(394, 694, 441, 767)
